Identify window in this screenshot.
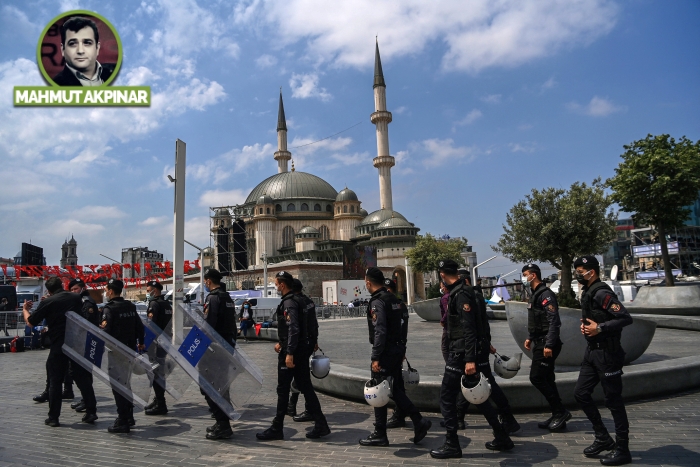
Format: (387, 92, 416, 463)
(282, 226, 295, 247)
(337, 207, 340, 213)
(259, 208, 263, 214)
(301, 203, 309, 211)
(343, 205, 348, 213)
(266, 208, 270, 214)
(314, 204, 321, 211)
(319, 225, 330, 241)
(276, 204, 282, 212)
(326, 205, 332, 212)
(287, 203, 296, 211)
(351, 206, 355, 213)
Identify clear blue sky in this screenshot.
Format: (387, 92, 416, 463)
(1, 0, 698, 278)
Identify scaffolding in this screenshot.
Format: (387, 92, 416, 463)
(209, 204, 257, 291)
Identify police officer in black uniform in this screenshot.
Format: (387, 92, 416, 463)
(431, 260, 513, 459)
(573, 256, 633, 466)
(143, 280, 172, 416)
(23, 277, 83, 427)
(101, 279, 145, 434)
(359, 267, 431, 447)
(521, 264, 569, 431)
(257, 271, 330, 441)
(201, 268, 238, 440)
(66, 278, 99, 423)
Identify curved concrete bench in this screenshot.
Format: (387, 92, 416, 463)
(411, 298, 442, 322)
(625, 285, 700, 316)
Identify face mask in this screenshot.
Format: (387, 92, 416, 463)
(145, 293, 152, 300)
(204, 285, 210, 293)
(575, 271, 591, 284)
(244, 305, 249, 309)
(521, 275, 530, 287)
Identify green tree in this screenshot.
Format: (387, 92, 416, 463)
(405, 234, 467, 275)
(492, 179, 617, 297)
(607, 134, 700, 286)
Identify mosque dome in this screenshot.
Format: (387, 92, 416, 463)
(256, 194, 274, 205)
(378, 217, 413, 229)
(336, 187, 358, 202)
(360, 209, 407, 226)
(214, 208, 230, 216)
(359, 208, 369, 217)
(297, 226, 320, 235)
(245, 171, 337, 204)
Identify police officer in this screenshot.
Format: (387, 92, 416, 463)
(23, 277, 83, 427)
(100, 279, 145, 434)
(573, 256, 633, 466)
(431, 260, 513, 459)
(65, 278, 99, 423)
(359, 267, 431, 447)
(257, 271, 330, 441)
(143, 280, 172, 416)
(521, 264, 569, 431)
(201, 268, 237, 440)
(380, 277, 409, 429)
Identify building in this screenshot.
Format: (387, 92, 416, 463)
(60, 235, 78, 268)
(602, 218, 634, 280)
(121, 247, 165, 279)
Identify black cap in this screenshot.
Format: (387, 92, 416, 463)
(383, 278, 396, 291)
(457, 268, 471, 279)
(204, 268, 222, 282)
(107, 278, 124, 292)
(292, 278, 303, 291)
(365, 267, 384, 284)
(146, 280, 163, 290)
(574, 256, 599, 269)
(68, 278, 85, 289)
(521, 263, 541, 274)
(438, 259, 459, 274)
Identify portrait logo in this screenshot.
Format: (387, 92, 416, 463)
(13, 10, 150, 107)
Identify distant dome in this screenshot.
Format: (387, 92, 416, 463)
(378, 217, 413, 229)
(214, 208, 230, 216)
(246, 171, 337, 204)
(297, 226, 320, 235)
(360, 209, 407, 226)
(256, 194, 273, 205)
(336, 187, 358, 202)
(202, 247, 214, 255)
(359, 208, 369, 217)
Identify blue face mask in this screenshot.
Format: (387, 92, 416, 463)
(204, 285, 210, 293)
(244, 305, 249, 309)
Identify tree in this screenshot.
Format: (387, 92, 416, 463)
(492, 179, 617, 297)
(405, 234, 467, 275)
(607, 134, 700, 286)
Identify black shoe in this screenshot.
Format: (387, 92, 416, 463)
(206, 423, 233, 440)
(70, 399, 84, 410)
(306, 424, 331, 439)
(585, 435, 616, 457)
(500, 414, 521, 434)
(386, 412, 406, 429)
(44, 418, 60, 427)
(439, 420, 446, 428)
(206, 423, 218, 433)
(144, 399, 158, 411)
(457, 419, 466, 430)
(286, 403, 297, 417)
(108, 419, 130, 433)
(412, 418, 431, 444)
(359, 431, 389, 446)
(430, 438, 462, 459)
(600, 438, 631, 466)
(549, 410, 571, 431)
(33, 391, 49, 403)
(61, 390, 75, 400)
(128, 418, 136, 427)
(537, 414, 556, 429)
(82, 413, 98, 424)
(145, 403, 168, 416)
(485, 430, 514, 451)
(73, 401, 87, 412)
(256, 426, 284, 441)
(293, 410, 314, 423)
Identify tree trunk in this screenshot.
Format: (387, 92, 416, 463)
(657, 224, 675, 287)
(560, 258, 573, 296)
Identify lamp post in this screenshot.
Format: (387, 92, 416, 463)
(472, 255, 497, 283)
(184, 239, 204, 305)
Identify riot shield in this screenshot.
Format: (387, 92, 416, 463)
(142, 318, 192, 400)
(62, 311, 156, 408)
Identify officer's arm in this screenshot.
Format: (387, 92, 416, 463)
(542, 291, 561, 348)
(286, 300, 300, 354)
(26, 299, 50, 328)
(148, 301, 158, 321)
(595, 291, 633, 332)
(102, 307, 113, 333)
(205, 295, 220, 328)
(371, 301, 387, 361)
(309, 304, 319, 346)
(458, 294, 477, 362)
(366, 302, 375, 344)
(135, 311, 145, 346)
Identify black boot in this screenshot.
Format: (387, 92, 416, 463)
(107, 418, 130, 434)
(82, 413, 98, 424)
(293, 410, 314, 422)
(306, 419, 331, 439)
(71, 399, 84, 410)
(256, 420, 284, 441)
(144, 398, 158, 411)
(485, 427, 514, 451)
(33, 391, 49, 403)
(145, 400, 168, 416)
(456, 409, 466, 430)
(500, 412, 521, 434)
(584, 424, 616, 457)
(549, 409, 572, 432)
(359, 430, 389, 446)
(538, 413, 556, 429)
(430, 435, 462, 459)
(287, 393, 299, 416)
(61, 389, 75, 400)
(600, 437, 631, 466)
(412, 417, 431, 444)
(386, 410, 406, 429)
(206, 421, 233, 440)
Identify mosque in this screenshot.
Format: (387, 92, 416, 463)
(210, 42, 424, 301)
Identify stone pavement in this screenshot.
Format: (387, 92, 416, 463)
(0, 322, 698, 466)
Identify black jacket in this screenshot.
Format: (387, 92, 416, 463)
(204, 287, 236, 344)
(80, 290, 100, 327)
(147, 295, 172, 331)
(52, 63, 116, 86)
(27, 291, 82, 349)
(102, 297, 144, 350)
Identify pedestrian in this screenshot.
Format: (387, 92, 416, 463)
(521, 264, 569, 431)
(201, 268, 237, 440)
(359, 267, 431, 447)
(257, 271, 330, 441)
(430, 260, 513, 459)
(101, 279, 145, 433)
(573, 256, 633, 466)
(239, 300, 253, 342)
(143, 280, 172, 416)
(22, 277, 83, 427)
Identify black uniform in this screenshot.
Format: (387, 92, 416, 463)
(27, 291, 82, 421)
(102, 297, 145, 423)
(366, 287, 422, 432)
(147, 295, 172, 404)
(574, 280, 632, 440)
(527, 283, 564, 413)
(273, 291, 326, 428)
(202, 287, 237, 425)
(68, 290, 100, 415)
(288, 293, 319, 414)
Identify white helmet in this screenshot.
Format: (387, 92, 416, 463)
(493, 352, 522, 379)
(309, 348, 331, 379)
(290, 379, 300, 394)
(461, 373, 491, 405)
(364, 377, 393, 407)
(402, 359, 420, 386)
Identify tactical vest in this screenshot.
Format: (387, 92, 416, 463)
(276, 294, 309, 346)
(300, 294, 318, 344)
(81, 293, 100, 326)
(527, 285, 550, 337)
(103, 299, 140, 348)
(208, 288, 236, 341)
(447, 283, 487, 351)
(149, 296, 173, 330)
(367, 290, 408, 348)
(580, 281, 620, 343)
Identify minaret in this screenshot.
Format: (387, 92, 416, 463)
(371, 40, 394, 211)
(274, 89, 292, 173)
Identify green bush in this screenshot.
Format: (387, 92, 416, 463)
(426, 282, 442, 299)
(557, 289, 581, 309)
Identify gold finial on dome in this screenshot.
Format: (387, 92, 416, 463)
(291, 159, 295, 172)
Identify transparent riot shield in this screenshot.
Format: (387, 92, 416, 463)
(142, 318, 192, 400)
(62, 311, 156, 408)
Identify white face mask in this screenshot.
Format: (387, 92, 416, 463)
(522, 275, 530, 287)
(146, 293, 152, 300)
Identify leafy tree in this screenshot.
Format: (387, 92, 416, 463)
(607, 134, 700, 286)
(405, 234, 467, 275)
(492, 179, 617, 297)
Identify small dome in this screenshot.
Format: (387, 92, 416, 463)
(359, 208, 369, 217)
(297, 226, 320, 235)
(202, 247, 214, 255)
(336, 187, 358, 202)
(214, 208, 230, 216)
(378, 217, 413, 229)
(256, 194, 273, 205)
(360, 209, 407, 226)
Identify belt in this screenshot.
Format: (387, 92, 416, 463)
(587, 339, 620, 351)
(532, 336, 547, 344)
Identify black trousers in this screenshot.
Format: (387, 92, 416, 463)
(574, 346, 629, 438)
(113, 389, 134, 422)
(441, 329, 449, 363)
(152, 347, 167, 404)
(44, 360, 74, 393)
(372, 351, 420, 432)
(440, 352, 501, 437)
(275, 347, 324, 427)
(530, 340, 564, 412)
(456, 346, 513, 416)
(203, 388, 231, 425)
(70, 360, 97, 414)
(46, 347, 69, 420)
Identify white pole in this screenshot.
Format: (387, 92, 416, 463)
(404, 257, 413, 306)
(184, 239, 204, 305)
(172, 139, 186, 341)
(472, 255, 497, 283)
(263, 252, 268, 297)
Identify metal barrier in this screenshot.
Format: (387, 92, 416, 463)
(0, 311, 22, 337)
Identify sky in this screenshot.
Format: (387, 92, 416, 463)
(0, 0, 698, 278)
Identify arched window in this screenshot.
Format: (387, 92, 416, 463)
(287, 203, 296, 211)
(266, 208, 270, 214)
(400, 229, 405, 235)
(326, 205, 332, 212)
(301, 203, 309, 211)
(319, 225, 330, 241)
(314, 204, 321, 211)
(276, 204, 282, 212)
(282, 226, 295, 247)
(337, 207, 340, 213)
(343, 205, 348, 213)
(351, 206, 355, 213)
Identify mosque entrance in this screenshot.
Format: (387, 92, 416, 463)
(392, 267, 407, 302)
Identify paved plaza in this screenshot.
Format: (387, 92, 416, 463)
(0, 317, 699, 466)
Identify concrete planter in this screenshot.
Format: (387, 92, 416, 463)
(505, 301, 657, 366)
(411, 298, 442, 322)
(625, 285, 700, 316)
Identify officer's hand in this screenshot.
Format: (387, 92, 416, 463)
(544, 347, 553, 358)
(274, 343, 281, 353)
(23, 301, 33, 312)
(371, 361, 381, 372)
(441, 321, 445, 328)
(138, 344, 146, 352)
(464, 362, 476, 375)
(285, 354, 295, 368)
(582, 318, 599, 336)
(314, 344, 319, 352)
(148, 313, 153, 320)
(489, 345, 496, 354)
(524, 339, 531, 350)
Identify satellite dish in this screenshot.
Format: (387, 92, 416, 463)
(610, 265, 618, 281)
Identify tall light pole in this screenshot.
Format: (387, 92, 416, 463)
(184, 239, 204, 305)
(472, 255, 497, 283)
(171, 140, 186, 341)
